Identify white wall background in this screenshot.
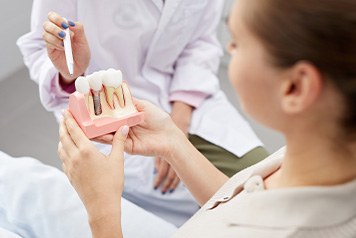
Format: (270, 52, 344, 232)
(0, 0, 33, 81)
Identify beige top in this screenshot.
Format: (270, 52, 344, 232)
(174, 147, 356, 238)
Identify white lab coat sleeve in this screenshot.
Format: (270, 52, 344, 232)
(17, 0, 77, 112)
(169, 1, 224, 108)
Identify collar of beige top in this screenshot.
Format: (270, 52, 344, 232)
(225, 178, 356, 228)
(205, 148, 285, 210)
(206, 147, 356, 228)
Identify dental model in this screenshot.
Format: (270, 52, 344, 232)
(68, 69, 144, 139)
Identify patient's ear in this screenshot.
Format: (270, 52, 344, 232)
(280, 62, 322, 114)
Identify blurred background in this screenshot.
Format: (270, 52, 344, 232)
(0, 0, 285, 169)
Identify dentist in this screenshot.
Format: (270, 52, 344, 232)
(17, 0, 267, 229)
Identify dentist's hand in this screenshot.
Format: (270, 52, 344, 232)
(58, 111, 128, 220)
(43, 11, 90, 84)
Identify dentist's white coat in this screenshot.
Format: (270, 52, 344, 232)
(17, 0, 263, 227)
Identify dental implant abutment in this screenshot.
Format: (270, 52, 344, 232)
(88, 72, 104, 116)
(92, 90, 102, 115)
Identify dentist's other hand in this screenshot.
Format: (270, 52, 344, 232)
(58, 111, 128, 219)
(43, 11, 90, 84)
(153, 158, 180, 194)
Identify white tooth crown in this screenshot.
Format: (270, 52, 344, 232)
(87, 72, 103, 91)
(76, 68, 135, 116)
(103, 68, 123, 88)
(75, 76, 90, 94)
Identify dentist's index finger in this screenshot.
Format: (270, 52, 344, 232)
(48, 11, 68, 29)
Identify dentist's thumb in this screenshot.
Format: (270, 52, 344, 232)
(110, 125, 129, 159)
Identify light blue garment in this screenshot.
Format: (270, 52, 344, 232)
(0, 151, 177, 238)
(0, 227, 23, 238)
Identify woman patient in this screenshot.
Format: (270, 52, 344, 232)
(58, 0, 356, 237)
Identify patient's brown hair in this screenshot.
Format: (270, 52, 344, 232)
(244, 0, 356, 135)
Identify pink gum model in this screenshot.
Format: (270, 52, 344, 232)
(68, 83, 144, 139)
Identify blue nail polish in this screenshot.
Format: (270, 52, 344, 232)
(58, 31, 66, 38)
(153, 168, 157, 174)
(154, 186, 158, 190)
(161, 191, 166, 195)
(61, 22, 69, 29)
(169, 189, 175, 193)
(68, 21, 75, 27)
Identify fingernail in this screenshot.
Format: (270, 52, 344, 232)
(61, 22, 69, 29)
(120, 125, 129, 136)
(169, 189, 175, 193)
(154, 186, 158, 190)
(68, 20, 75, 27)
(153, 168, 157, 174)
(58, 31, 66, 38)
(161, 191, 166, 195)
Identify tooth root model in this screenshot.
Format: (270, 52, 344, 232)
(115, 86, 125, 108)
(74, 76, 90, 107)
(87, 71, 103, 116)
(121, 82, 134, 109)
(102, 68, 124, 109)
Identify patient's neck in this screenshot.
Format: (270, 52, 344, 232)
(265, 132, 356, 189)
